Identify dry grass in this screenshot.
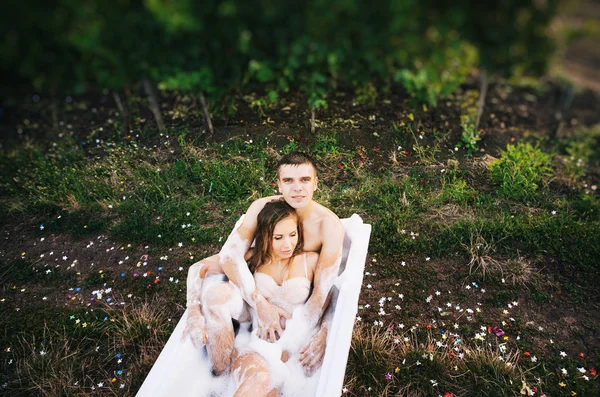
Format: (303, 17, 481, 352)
(499, 256, 539, 286)
(12, 326, 114, 396)
(460, 226, 504, 277)
(104, 296, 176, 370)
(427, 203, 476, 223)
(7, 297, 176, 396)
(461, 344, 530, 397)
(344, 324, 540, 396)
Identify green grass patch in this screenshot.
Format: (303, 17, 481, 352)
(490, 142, 553, 202)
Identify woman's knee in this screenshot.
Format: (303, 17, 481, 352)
(203, 282, 235, 310)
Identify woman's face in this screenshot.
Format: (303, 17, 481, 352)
(271, 216, 299, 260)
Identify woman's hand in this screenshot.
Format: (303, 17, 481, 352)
(182, 306, 207, 349)
(298, 325, 327, 376)
(256, 297, 291, 342)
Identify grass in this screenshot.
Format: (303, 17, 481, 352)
(2, 298, 176, 396)
(490, 143, 553, 202)
(1, 86, 599, 395)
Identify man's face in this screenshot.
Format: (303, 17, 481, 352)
(277, 163, 318, 209)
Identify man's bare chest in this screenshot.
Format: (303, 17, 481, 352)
(302, 222, 322, 252)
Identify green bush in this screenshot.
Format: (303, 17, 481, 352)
(490, 143, 553, 201)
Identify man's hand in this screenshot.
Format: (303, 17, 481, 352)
(182, 307, 207, 349)
(256, 297, 291, 342)
(298, 326, 327, 376)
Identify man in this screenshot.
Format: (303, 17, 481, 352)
(184, 151, 344, 376)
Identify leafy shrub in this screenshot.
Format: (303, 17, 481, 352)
(395, 39, 478, 107)
(489, 143, 552, 201)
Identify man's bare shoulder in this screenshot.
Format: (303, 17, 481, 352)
(312, 201, 341, 223)
(312, 203, 344, 251)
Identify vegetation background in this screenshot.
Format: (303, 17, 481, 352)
(1, 0, 599, 395)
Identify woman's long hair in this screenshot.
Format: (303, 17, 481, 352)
(247, 198, 303, 273)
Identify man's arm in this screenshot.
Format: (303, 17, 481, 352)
(298, 286, 336, 374)
(302, 217, 344, 327)
(218, 196, 291, 342)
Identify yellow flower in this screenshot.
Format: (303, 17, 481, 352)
(394, 367, 400, 373)
(559, 382, 566, 387)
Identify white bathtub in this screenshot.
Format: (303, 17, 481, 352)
(136, 214, 371, 397)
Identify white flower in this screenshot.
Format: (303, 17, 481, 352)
(178, 242, 183, 247)
(560, 351, 567, 358)
(561, 368, 567, 375)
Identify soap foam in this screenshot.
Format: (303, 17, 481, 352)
(231, 312, 321, 396)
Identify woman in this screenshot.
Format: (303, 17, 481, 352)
(187, 199, 319, 397)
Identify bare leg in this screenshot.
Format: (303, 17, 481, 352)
(183, 255, 224, 348)
(203, 281, 249, 375)
(232, 351, 277, 397)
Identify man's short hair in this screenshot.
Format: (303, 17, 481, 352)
(276, 151, 319, 177)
